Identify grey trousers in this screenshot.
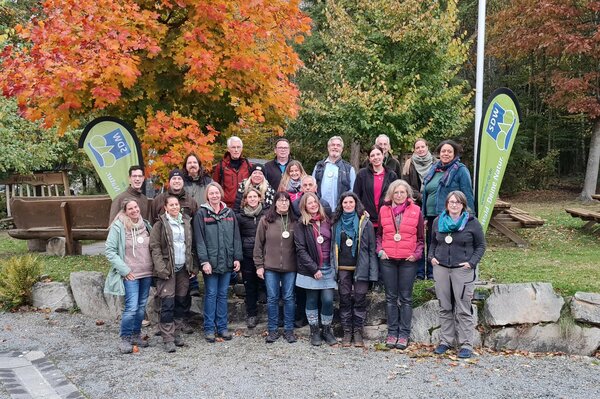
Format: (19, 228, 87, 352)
(433, 265, 476, 350)
(157, 270, 190, 343)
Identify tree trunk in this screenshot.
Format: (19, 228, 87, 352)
(350, 141, 361, 172)
(579, 118, 600, 202)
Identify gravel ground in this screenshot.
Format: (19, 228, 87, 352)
(1, 311, 599, 399)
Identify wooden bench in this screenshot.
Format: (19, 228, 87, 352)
(565, 207, 600, 232)
(8, 195, 112, 254)
(505, 207, 545, 227)
(592, 194, 600, 201)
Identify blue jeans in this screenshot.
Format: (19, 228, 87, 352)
(264, 270, 296, 331)
(120, 276, 152, 337)
(305, 288, 334, 326)
(203, 272, 231, 334)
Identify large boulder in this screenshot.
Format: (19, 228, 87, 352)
(483, 283, 564, 326)
(410, 300, 479, 345)
(485, 323, 600, 356)
(365, 291, 386, 326)
(570, 292, 600, 327)
(69, 271, 119, 321)
(32, 282, 74, 311)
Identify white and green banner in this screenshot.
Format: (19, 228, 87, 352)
(475, 88, 522, 233)
(78, 117, 144, 199)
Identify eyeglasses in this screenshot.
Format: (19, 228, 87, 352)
(277, 198, 290, 203)
(276, 147, 290, 150)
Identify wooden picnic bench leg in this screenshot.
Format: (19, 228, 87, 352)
(490, 218, 529, 248)
(582, 221, 598, 232)
(60, 201, 75, 255)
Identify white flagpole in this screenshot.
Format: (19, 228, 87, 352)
(474, 0, 487, 186)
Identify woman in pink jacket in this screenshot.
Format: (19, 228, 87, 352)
(377, 179, 424, 350)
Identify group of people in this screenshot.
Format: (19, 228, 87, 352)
(104, 134, 486, 359)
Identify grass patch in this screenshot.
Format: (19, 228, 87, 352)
(480, 195, 600, 296)
(0, 233, 108, 282)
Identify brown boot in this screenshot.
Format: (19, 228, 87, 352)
(354, 328, 364, 347)
(342, 329, 352, 347)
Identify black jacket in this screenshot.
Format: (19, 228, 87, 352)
(294, 221, 327, 277)
(428, 214, 486, 268)
(353, 166, 398, 225)
(263, 157, 290, 191)
(235, 209, 265, 259)
(331, 214, 378, 282)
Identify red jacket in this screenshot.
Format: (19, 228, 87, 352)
(212, 152, 251, 208)
(377, 201, 424, 260)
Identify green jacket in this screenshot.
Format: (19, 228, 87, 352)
(193, 203, 243, 274)
(104, 218, 152, 296)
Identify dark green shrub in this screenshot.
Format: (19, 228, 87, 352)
(0, 255, 42, 309)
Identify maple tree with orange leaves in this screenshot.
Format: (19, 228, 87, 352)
(0, 0, 311, 182)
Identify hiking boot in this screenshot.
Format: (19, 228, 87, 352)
(309, 324, 322, 346)
(458, 348, 473, 359)
(342, 329, 352, 347)
(294, 318, 308, 328)
(246, 316, 257, 329)
(164, 341, 176, 353)
(353, 329, 364, 347)
(396, 337, 408, 350)
(265, 330, 279, 343)
(283, 330, 297, 344)
(322, 325, 337, 346)
(181, 323, 194, 335)
(385, 335, 397, 349)
(218, 330, 233, 340)
(205, 332, 216, 343)
(434, 344, 450, 355)
(174, 335, 185, 347)
(119, 336, 133, 354)
(131, 333, 149, 348)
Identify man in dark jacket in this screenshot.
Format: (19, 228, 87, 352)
(292, 175, 332, 218)
(212, 136, 252, 208)
(375, 134, 402, 178)
(182, 152, 212, 208)
(263, 138, 292, 191)
(312, 136, 356, 210)
(109, 165, 149, 222)
(151, 169, 198, 224)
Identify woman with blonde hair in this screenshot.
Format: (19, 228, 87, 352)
(294, 192, 337, 346)
(104, 198, 153, 354)
(377, 179, 424, 350)
(278, 160, 307, 202)
(233, 164, 275, 211)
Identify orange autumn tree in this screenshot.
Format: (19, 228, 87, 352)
(0, 0, 311, 182)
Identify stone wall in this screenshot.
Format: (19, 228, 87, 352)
(31, 273, 600, 355)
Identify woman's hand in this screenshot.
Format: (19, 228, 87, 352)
(379, 250, 389, 260)
(202, 263, 212, 275)
(459, 262, 471, 269)
(406, 255, 416, 262)
(256, 268, 265, 280)
(314, 270, 323, 280)
(431, 257, 440, 266)
(124, 272, 135, 281)
(233, 261, 241, 272)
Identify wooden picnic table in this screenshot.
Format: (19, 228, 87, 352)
(489, 199, 545, 247)
(565, 207, 600, 232)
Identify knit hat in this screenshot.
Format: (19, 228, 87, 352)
(249, 164, 265, 175)
(169, 169, 184, 180)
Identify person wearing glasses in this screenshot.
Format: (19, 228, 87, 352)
(429, 191, 485, 359)
(421, 140, 474, 281)
(377, 180, 424, 350)
(264, 138, 293, 191)
(109, 165, 149, 223)
(254, 192, 298, 343)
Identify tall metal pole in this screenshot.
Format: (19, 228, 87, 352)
(474, 0, 487, 185)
